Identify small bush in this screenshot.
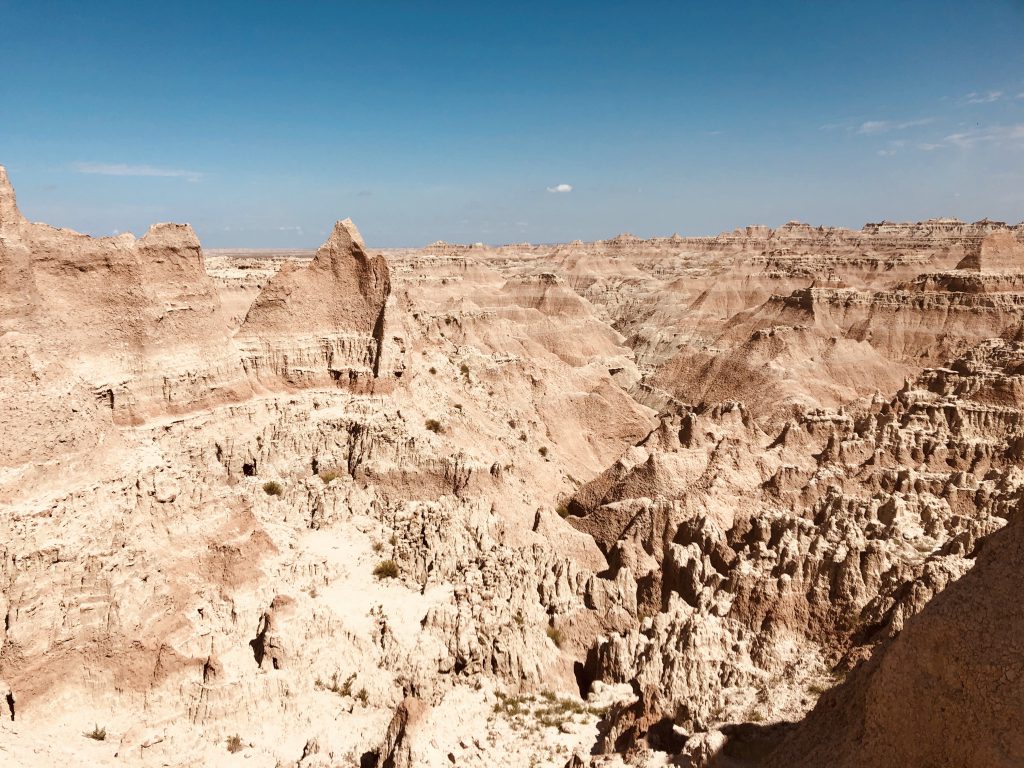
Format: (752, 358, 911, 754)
(356, 688, 369, 705)
(372, 541, 384, 553)
(262, 480, 284, 497)
(453, 403, 463, 412)
(538, 446, 549, 458)
(519, 432, 528, 442)
(316, 671, 355, 696)
(425, 418, 442, 433)
(546, 626, 564, 648)
(428, 366, 437, 375)
(556, 504, 570, 518)
(318, 468, 340, 484)
(85, 725, 106, 741)
(373, 559, 399, 579)
(226, 734, 244, 753)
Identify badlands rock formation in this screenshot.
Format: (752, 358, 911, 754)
(1, 162, 1022, 767)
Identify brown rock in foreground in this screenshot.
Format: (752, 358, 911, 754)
(756, 511, 1024, 768)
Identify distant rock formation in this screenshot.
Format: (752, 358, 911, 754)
(236, 218, 392, 389)
(955, 230, 1024, 272)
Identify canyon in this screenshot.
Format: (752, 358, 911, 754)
(1, 163, 1022, 767)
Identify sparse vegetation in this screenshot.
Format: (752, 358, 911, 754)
(538, 446, 549, 458)
(316, 671, 356, 697)
(262, 480, 284, 497)
(318, 468, 340, 484)
(808, 681, 830, 695)
(519, 432, 528, 441)
(556, 504, 570, 518)
(226, 734, 244, 753)
(546, 626, 564, 648)
(373, 559, 399, 579)
(356, 687, 369, 705)
(425, 418, 442, 433)
(491, 691, 604, 732)
(85, 724, 106, 741)
(428, 366, 437, 375)
(460, 362, 470, 378)
(372, 541, 384, 553)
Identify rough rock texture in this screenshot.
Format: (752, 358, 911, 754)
(754, 511, 1024, 768)
(0, 166, 252, 425)
(2, 162, 1023, 767)
(237, 218, 392, 389)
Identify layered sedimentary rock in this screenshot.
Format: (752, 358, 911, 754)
(0, 168, 252, 427)
(236, 218, 393, 389)
(3, 161, 1023, 767)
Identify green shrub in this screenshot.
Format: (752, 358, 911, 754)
(85, 725, 106, 741)
(262, 480, 284, 497)
(425, 418, 442, 433)
(556, 504, 570, 518)
(373, 559, 399, 579)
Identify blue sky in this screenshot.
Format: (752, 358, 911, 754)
(1, 0, 1023, 247)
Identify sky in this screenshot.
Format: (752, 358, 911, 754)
(1, 0, 1023, 247)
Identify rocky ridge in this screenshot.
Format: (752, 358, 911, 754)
(1, 164, 1022, 766)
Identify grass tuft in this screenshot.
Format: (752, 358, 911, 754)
(318, 468, 340, 484)
(373, 559, 399, 580)
(85, 725, 106, 741)
(262, 480, 284, 497)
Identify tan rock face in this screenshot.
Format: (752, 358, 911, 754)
(0, 167, 251, 425)
(2, 162, 1023, 767)
(237, 219, 392, 388)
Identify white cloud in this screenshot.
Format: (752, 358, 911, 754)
(943, 123, 1024, 149)
(917, 124, 1024, 151)
(877, 149, 898, 157)
(858, 120, 890, 134)
(72, 161, 203, 182)
(965, 90, 1004, 104)
(277, 225, 304, 234)
(857, 117, 933, 135)
(546, 183, 573, 193)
